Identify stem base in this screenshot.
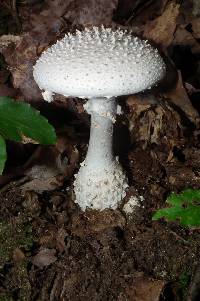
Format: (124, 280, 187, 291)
(74, 158, 128, 211)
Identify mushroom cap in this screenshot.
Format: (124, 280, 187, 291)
(33, 26, 166, 99)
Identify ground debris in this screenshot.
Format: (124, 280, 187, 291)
(32, 248, 57, 268)
(120, 273, 165, 301)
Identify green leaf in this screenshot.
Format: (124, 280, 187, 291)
(0, 134, 6, 174)
(152, 189, 200, 227)
(0, 97, 56, 145)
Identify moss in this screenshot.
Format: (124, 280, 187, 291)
(0, 260, 31, 301)
(0, 294, 14, 301)
(178, 272, 191, 301)
(11, 261, 31, 301)
(0, 220, 33, 266)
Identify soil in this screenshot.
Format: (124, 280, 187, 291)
(0, 0, 200, 300)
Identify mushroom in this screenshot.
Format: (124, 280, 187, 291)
(33, 26, 166, 211)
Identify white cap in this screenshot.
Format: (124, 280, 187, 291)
(33, 26, 166, 99)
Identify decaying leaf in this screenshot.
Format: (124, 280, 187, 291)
(0, 34, 21, 53)
(127, 94, 183, 160)
(143, 1, 180, 48)
(32, 248, 57, 268)
(20, 131, 79, 192)
(173, 26, 200, 54)
(164, 71, 199, 123)
(64, 0, 118, 26)
(2, 33, 52, 101)
(192, 18, 200, 39)
(123, 274, 165, 301)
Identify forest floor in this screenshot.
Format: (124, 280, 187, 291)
(0, 0, 200, 300)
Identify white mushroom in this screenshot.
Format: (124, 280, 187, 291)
(33, 26, 166, 211)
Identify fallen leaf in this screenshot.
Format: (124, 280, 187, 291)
(143, 1, 180, 49)
(0, 34, 21, 53)
(64, 0, 118, 26)
(123, 274, 165, 301)
(12, 248, 25, 262)
(127, 94, 182, 156)
(32, 248, 57, 268)
(173, 25, 200, 54)
(192, 18, 200, 39)
(56, 228, 68, 253)
(164, 71, 199, 123)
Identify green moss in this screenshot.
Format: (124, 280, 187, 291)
(0, 220, 33, 266)
(12, 261, 31, 301)
(178, 272, 191, 301)
(0, 294, 14, 301)
(0, 260, 31, 301)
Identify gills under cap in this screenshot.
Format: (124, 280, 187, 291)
(33, 26, 166, 100)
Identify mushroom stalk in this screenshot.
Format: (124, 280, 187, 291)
(74, 97, 128, 211)
(84, 97, 116, 168)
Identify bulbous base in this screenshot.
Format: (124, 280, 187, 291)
(74, 158, 128, 211)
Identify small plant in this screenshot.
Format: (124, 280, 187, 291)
(152, 189, 200, 227)
(0, 96, 56, 174)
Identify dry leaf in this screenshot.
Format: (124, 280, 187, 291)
(164, 71, 199, 123)
(32, 248, 57, 268)
(192, 18, 200, 39)
(124, 275, 165, 301)
(173, 26, 200, 54)
(128, 94, 182, 152)
(12, 248, 25, 262)
(64, 0, 118, 26)
(143, 1, 180, 48)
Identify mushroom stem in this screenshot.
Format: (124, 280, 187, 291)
(84, 97, 116, 168)
(74, 97, 128, 211)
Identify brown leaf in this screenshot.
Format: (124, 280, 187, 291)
(192, 18, 200, 39)
(12, 248, 25, 263)
(20, 130, 78, 192)
(32, 248, 57, 268)
(143, 1, 180, 48)
(64, 0, 118, 26)
(127, 94, 182, 154)
(0, 35, 21, 53)
(3, 34, 44, 101)
(164, 71, 199, 123)
(173, 26, 200, 54)
(123, 274, 165, 301)
(56, 228, 68, 253)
